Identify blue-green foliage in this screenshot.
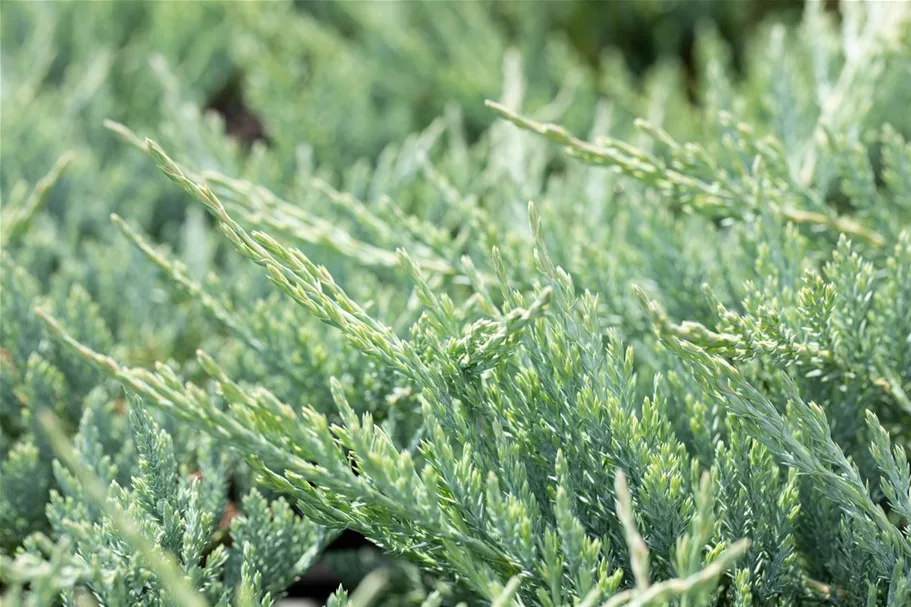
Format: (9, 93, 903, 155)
(2, 1, 911, 606)
(2, 393, 325, 606)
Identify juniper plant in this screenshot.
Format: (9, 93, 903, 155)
(3, 1, 911, 606)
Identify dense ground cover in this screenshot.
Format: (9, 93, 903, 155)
(2, 1, 909, 606)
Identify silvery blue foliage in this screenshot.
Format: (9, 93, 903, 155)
(2, 1, 910, 606)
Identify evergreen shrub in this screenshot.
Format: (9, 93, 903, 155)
(1, 1, 910, 606)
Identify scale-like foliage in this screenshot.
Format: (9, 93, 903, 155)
(3, 1, 911, 606)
